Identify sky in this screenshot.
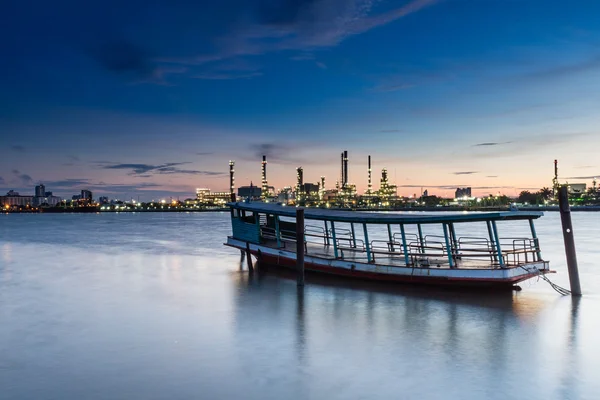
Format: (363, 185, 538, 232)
(2, 0, 600, 201)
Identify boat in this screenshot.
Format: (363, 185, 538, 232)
(225, 202, 552, 290)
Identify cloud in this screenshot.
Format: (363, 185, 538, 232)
(315, 61, 327, 69)
(453, 171, 478, 175)
(290, 53, 315, 61)
(378, 129, 402, 133)
(196, 152, 214, 156)
(521, 54, 600, 81)
(564, 175, 599, 180)
(10, 169, 33, 185)
(0, 176, 4, 185)
(473, 142, 512, 147)
(371, 83, 414, 92)
(193, 71, 263, 80)
(89, 39, 186, 85)
(165, 0, 439, 65)
(101, 162, 225, 176)
(10, 145, 25, 152)
(249, 143, 300, 164)
(91, 39, 153, 76)
(486, 175, 498, 178)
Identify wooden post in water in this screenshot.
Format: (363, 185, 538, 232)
(296, 208, 305, 286)
(558, 185, 582, 296)
(245, 242, 254, 272)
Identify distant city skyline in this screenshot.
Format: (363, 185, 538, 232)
(2, 1, 600, 200)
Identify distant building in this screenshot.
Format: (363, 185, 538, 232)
(0, 191, 34, 207)
(98, 196, 109, 204)
(455, 187, 472, 199)
(196, 188, 230, 206)
(35, 184, 46, 198)
(423, 189, 429, 197)
(34, 195, 62, 207)
(238, 183, 261, 199)
(81, 190, 93, 203)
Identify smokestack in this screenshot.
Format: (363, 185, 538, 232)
(340, 152, 344, 188)
(343, 150, 348, 188)
(554, 159, 558, 181)
(261, 155, 267, 200)
(229, 160, 235, 202)
(368, 155, 372, 194)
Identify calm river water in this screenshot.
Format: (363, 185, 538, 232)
(1, 211, 599, 399)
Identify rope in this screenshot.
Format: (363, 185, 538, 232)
(519, 266, 571, 296)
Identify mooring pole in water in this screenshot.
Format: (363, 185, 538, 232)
(558, 185, 582, 296)
(296, 208, 305, 286)
(245, 242, 254, 273)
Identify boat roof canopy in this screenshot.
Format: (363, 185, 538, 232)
(228, 202, 543, 224)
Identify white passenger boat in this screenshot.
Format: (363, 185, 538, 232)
(225, 202, 552, 289)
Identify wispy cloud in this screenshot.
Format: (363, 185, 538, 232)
(290, 53, 315, 61)
(453, 171, 478, 175)
(378, 129, 402, 133)
(100, 162, 225, 176)
(165, 0, 439, 66)
(564, 175, 599, 180)
(10, 144, 25, 152)
(521, 54, 600, 81)
(371, 83, 414, 92)
(0, 176, 4, 185)
(11, 169, 33, 185)
(316, 61, 327, 69)
(473, 142, 512, 147)
(193, 71, 262, 80)
(89, 39, 187, 85)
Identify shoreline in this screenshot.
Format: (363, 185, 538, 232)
(4, 205, 600, 214)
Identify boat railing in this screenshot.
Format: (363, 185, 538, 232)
(305, 225, 328, 245)
(255, 218, 541, 269)
(498, 237, 540, 264)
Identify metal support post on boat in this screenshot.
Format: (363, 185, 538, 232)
(363, 223, 371, 263)
(558, 185, 582, 296)
(399, 224, 409, 266)
(417, 224, 424, 254)
(449, 223, 459, 259)
(324, 221, 330, 245)
(245, 242, 254, 272)
(296, 208, 305, 286)
(351, 223, 357, 248)
(491, 221, 504, 267)
(528, 219, 542, 261)
(486, 221, 498, 262)
(442, 224, 454, 268)
(387, 224, 394, 252)
(331, 221, 339, 258)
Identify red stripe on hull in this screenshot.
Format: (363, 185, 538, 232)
(245, 249, 538, 289)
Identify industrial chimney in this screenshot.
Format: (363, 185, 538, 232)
(343, 150, 348, 188)
(261, 155, 268, 200)
(229, 160, 235, 202)
(368, 155, 372, 194)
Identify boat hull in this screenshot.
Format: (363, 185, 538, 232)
(226, 238, 550, 289)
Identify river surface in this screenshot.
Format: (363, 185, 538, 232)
(1, 211, 599, 400)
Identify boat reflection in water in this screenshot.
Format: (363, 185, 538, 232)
(228, 261, 582, 399)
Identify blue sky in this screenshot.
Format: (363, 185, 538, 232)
(2, 0, 600, 200)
